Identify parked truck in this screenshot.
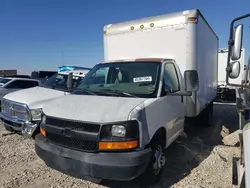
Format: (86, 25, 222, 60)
(217, 48, 245, 101)
(34, 9, 218, 184)
(224, 12, 250, 188)
(0, 77, 42, 110)
(0, 65, 91, 138)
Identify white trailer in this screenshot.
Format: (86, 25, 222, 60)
(35, 9, 218, 185)
(217, 48, 245, 101)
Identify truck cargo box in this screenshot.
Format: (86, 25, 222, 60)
(104, 9, 218, 116)
(216, 48, 245, 101)
(218, 48, 245, 87)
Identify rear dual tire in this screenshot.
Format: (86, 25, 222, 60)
(198, 102, 213, 127)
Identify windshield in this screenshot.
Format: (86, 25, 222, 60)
(0, 78, 11, 86)
(76, 62, 161, 97)
(42, 73, 83, 91)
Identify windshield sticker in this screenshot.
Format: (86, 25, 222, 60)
(56, 75, 64, 79)
(133, 76, 152, 83)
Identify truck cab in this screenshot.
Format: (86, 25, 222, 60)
(36, 58, 196, 183)
(0, 66, 90, 138)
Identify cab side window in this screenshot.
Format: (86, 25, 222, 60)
(163, 63, 180, 92)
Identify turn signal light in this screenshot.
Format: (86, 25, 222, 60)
(40, 127, 46, 137)
(99, 140, 138, 150)
(187, 17, 197, 23)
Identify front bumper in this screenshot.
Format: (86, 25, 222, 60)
(35, 134, 152, 181)
(0, 112, 38, 138)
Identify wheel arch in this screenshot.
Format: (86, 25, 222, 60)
(147, 127, 167, 148)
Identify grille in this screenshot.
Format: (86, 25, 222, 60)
(2, 100, 29, 121)
(46, 132, 98, 152)
(46, 116, 100, 133)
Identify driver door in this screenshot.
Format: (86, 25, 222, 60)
(145, 61, 185, 147)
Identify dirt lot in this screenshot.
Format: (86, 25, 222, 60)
(0, 103, 241, 188)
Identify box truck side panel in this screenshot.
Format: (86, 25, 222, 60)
(218, 50, 230, 86)
(196, 15, 218, 115)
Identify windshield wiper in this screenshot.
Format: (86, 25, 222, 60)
(99, 89, 138, 98)
(73, 88, 97, 95)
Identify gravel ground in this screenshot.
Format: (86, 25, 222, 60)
(0, 102, 241, 188)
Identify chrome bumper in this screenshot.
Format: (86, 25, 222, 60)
(0, 112, 38, 138)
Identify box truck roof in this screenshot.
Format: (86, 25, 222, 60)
(104, 9, 217, 38)
(103, 58, 165, 63)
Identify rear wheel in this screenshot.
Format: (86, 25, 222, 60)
(184, 102, 214, 127)
(198, 102, 213, 127)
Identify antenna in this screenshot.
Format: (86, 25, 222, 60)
(61, 51, 64, 66)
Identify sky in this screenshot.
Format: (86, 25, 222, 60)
(0, 0, 250, 74)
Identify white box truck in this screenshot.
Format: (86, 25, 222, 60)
(217, 48, 245, 101)
(0, 66, 90, 138)
(35, 9, 218, 184)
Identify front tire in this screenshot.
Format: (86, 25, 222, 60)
(83, 176, 103, 184)
(142, 137, 165, 185)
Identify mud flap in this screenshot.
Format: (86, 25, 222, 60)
(232, 157, 239, 185)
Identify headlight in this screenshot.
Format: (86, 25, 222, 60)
(111, 125, 126, 137)
(30, 108, 42, 121)
(99, 121, 139, 150)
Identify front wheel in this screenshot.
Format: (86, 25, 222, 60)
(83, 176, 103, 184)
(142, 138, 165, 185)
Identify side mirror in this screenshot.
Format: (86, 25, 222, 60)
(67, 72, 73, 89)
(184, 70, 199, 92)
(228, 61, 240, 79)
(231, 24, 243, 61)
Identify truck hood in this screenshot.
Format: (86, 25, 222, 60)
(43, 95, 147, 123)
(3, 87, 68, 109)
